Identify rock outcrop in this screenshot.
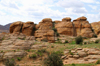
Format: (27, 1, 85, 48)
(91, 21, 100, 37)
(22, 21, 35, 36)
(55, 17, 74, 36)
(35, 18, 55, 43)
(9, 21, 23, 33)
(73, 16, 94, 37)
(10, 21, 35, 36)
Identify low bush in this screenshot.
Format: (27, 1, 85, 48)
(95, 40, 100, 43)
(4, 59, 15, 66)
(44, 52, 63, 66)
(17, 57, 22, 61)
(96, 59, 100, 64)
(75, 36, 83, 44)
(29, 54, 37, 59)
(65, 40, 68, 43)
(93, 34, 97, 38)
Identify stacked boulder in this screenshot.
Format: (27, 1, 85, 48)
(10, 21, 23, 33)
(22, 21, 35, 36)
(9, 21, 35, 36)
(73, 16, 94, 37)
(35, 18, 55, 43)
(91, 21, 100, 37)
(55, 17, 74, 36)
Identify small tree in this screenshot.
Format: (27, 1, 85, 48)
(75, 36, 83, 44)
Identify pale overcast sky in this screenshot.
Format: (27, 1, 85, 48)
(0, 0, 100, 25)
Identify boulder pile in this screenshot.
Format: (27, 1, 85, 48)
(9, 16, 96, 43)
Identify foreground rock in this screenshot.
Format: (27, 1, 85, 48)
(63, 48, 100, 64)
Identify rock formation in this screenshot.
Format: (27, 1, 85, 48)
(22, 21, 35, 36)
(9, 21, 23, 33)
(91, 21, 100, 37)
(73, 16, 94, 37)
(55, 17, 74, 36)
(35, 18, 55, 43)
(10, 21, 35, 36)
(9, 16, 96, 43)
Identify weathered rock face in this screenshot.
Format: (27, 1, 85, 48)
(91, 21, 100, 37)
(22, 21, 35, 36)
(73, 16, 94, 37)
(55, 17, 74, 36)
(35, 18, 55, 43)
(9, 21, 23, 33)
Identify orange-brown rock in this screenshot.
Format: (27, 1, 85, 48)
(91, 21, 100, 37)
(62, 17, 71, 22)
(73, 16, 94, 37)
(55, 17, 74, 36)
(35, 18, 55, 43)
(9, 21, 23, 33)
(22, 21, 35, 36)
(54, 20, 61, 24)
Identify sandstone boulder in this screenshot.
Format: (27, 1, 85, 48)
(91, 21, 100, 37)
(73, 16, 94, 37)
(55, 17, 74, 36)
(9, 21, 23, 33)
(35, 18, 55, 43)
(22, 21, 35, 36)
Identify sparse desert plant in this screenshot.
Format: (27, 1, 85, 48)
(29, 54, 37, 59)
(71, 63, 76, 66)
(44, 52, 63, 66)
(95, 40, 100, 43)
(93, 34, 97, 38)
(75, 36, 83, 44)
(4, 59, 15, 66)
(69, 50, 74, 55)
(57, 38, 60, 41)
(27, 49, 30, 52)
(51, 45, 54, 48)
(17, 57, 22, 61)
(96, 59, 100, 64)
(65, 40, 68, 43)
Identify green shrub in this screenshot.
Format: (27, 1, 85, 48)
(36, 51, 43, 57)
(69, 50, 74, 55)
(44, 52, 63, 66)
(65, 40, 68, 43)
(75, 36, 83, 44)
(83, 42, 87, 44)
(96, 59, 100, 64)
(38, 49, 46, 53)
(56, 32, 59, 37)
(57, 38, 60, 41)
(93, 34, 97, 38)
(51, 45, 54, 48)
(4, 59, 15, 66)
(52, 27, 57, 32)
(17, 57, 22, 61)
(29, 54, 37, 59)
(27, 49, 30, 52)
(54, 51, 64, 56)
(95, 40, 100, 43)
(71, 63, 76, 66)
